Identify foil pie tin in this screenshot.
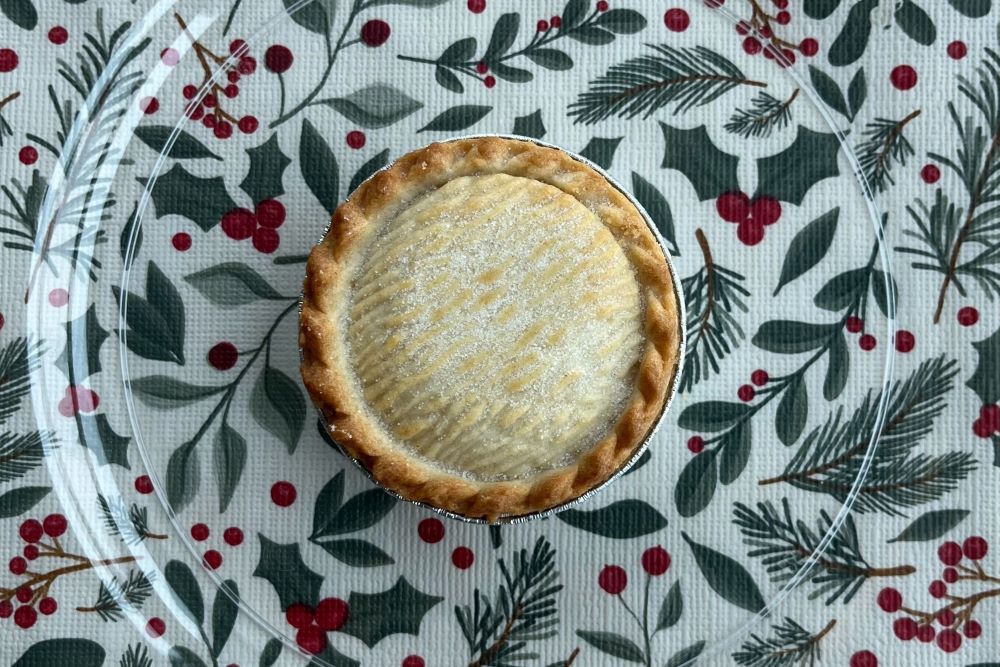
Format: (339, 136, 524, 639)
(301, 134, 687, 524)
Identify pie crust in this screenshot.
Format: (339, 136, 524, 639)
(300, 136, 681, 521)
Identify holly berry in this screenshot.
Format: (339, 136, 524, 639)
(183, 84, 198, 99)
(346, 130, 366, 149)
(14, 605, 36, 629)
(947, 40, 968, 60)
(537, 19, 549, 32)
(285, 603, 314, 629)
(315, 597, 349, 631)
(894, 330, 915, 353)
(19, 146, 38, 165)
(687, 436, 704, 454)
(418, 517, 445, 543)
(716, 191, 749, 222)
(264, 45, 293, 73)
(957, 306, 979, 326)
(981, 404, 1000, 430)
(743, 37, 762, 55)
(893, 617, 918, 641)
(467, 0, 486, 13)
(750, 196, 781, 225)
(939, 541, 963, 565)
(38, 597, 57, 615)
(214, 120, 233, 139)
(43, 514, 66, 538)
(172, 232, 192, 251)
(15, 586, 32, 603)
(859, 334, 877, 351)
(973, 418, 992, 438)
(919, 164, 941, 186)
(799, 38, 819, 56)
(9, 556, 27, 575)
(845, 315, 864, 332)
(221, 208, 256, 240)
(963, 536, 988, 560)
(134, 475, 154, 494)
(271, 481, 297, 506)
(775, 10, 791, 24)
(876, 587, 902, 612)
(19, 519, 43, 543)
(737, 219, 764, 246)
(253, 227, 280, 254)
(963, 620, 982, 639)
(238, 56, 257, 75)
(48, 27, 69, 45)
(641, 546, 670, 576)
(737, 384, 755, 402)
(223, 527, 244, 546)
(598, 565, 627, 594)
(203, 93, 217, 108)
(187, 104, 204, 121)
(936, 609, 956, 627)
(0, 601, 12, 618)
(208, 342, 238, 371)
(484, 75, 496, 88)
(751, 369, 769, 386)
(296, 626, 327, 655)
(942, 567, 958, 583)
(238, 115, 259, 134)
(228, 70, 241, 83)
(203, 550, 223, 569)
(0, 48, 20, 72)
(361, 19, 391, 47)
(937, 628, 962, 652)
(223, 84, 239, 98)
(890, 65, 918, 91)
(146, 617, 166, 637)
(597, 0, 609, 11)
(23, 545, 38, 560)
(256, 200, 286, 228)
(916, 624, 935, 642)
(476, 61, 488, 74)
(402, 657, 425, 667)
(452, 546, 475, 569)
(850, 651, 877, 667)
(229, 39, 247, 55)
(664, 9, 690, 32)
(928, 580, 947, 598)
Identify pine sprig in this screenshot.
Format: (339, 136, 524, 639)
(457, 537, 561, 666)
(119, 644, 153, 667)
(0, 431, 51, 483)
(80, 569, 155, 622)
(680, 229, 750, 392)
(760, 356, 976, 515)
(725, 89, 798, 139)
(0, 170, 46, 248)
(897, 190, 964, 281)
(732, 617, 836, 666)
(0, 338, 39, 426)
(97, 495, 167, 545)
(0, 91, 17, 147)
(568, 44, 767, 124)
(854, 110, 920, 192)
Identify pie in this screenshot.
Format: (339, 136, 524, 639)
(300, 136, 682, 521)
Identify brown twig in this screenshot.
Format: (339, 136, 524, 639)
(794, 546, 915, 578)
(875, 109, 921, 177)
(747, 0, 799, 51)
(468, 605, 522, 667)
(562, 648, 581, 666)
(0, 91, 20, 110)
(1, 555, 138, 603)
(174, 13, 239, 124)
(693, 228, 716, 345)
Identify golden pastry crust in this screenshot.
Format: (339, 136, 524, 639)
(300, 136, 682, 522)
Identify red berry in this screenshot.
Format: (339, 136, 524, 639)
(418, 517, 445, 543)
(467, 0, 486, 13)
(38, 597, 56, 615)
(146, 617, 166, 637)
(750, 196, 781, 225)
(939, 541, 963, 565)
(271, 481, 297, 506)
(476, 61, 488, 74)
(19, 519, 43, 543)
(716, 191, 749, 222)
(223, 527, 244, 546)
(285, 603, 314, 629)
(253, 227, 280, 254)
(877, 587, 902, 613)
(751, 369, 769, 386)
(737, 384, 755, 402)
(183, 84, 197, 99)
(229, 39, 247, 55)
(916, 624, 935, 642)
(859, 334, 877, 351)
(973, 419, 992, 438)
(208, 342, 238, 371)
(187, 104, 204, 121)
(759, 25, 773, 38)
(135, 474, 153, 494)
(402, 657, 425, 667)
(921, 164, 940, 183)
(551, 16, 562, 28)
(23, 545, 38, 560)
(0, 312, 4, 331)
(773, 0, 788, 7)
(776, 11, 791, 24)
(203, 94, 217, 108)
(598, 565, 627, 594)
(255, 200, 286, 229)
(264, 45, 293, 73)
(203, 550, 223, 569)
(140, 96, 159, 114)
(160, 48, 179, 66)
(238, 56, 257, 75)
(345, 130, 366, 150)
(929, 580, 947, 598)
(893, 617, 917, 641)
(664, 8, 690, 32)
(452, 546, 475, 569)
(746, 37, 764, 56)
(315, 597, 349, 631)
(296, 626, 327, 655)
(190, 523, 210, 541)
(238, 115, 258, 134)
(963, 620, 982, 638)
(641, 546, 670, 576)
(9, 556, 27, 575)
(687, 436, 704, 453)
(214, 120, 233, 139)
(800, 38, 819, 56)
(0, 601, 12, 618)
(42, 514, 66, 538)
(597, 0, 609, 11)
(0, 48, 19, 72)
(361, 19, 391, 47)
(735, 21, 750, 35)
(737, 219, 765, 246)
(947, 41, 967, 60)
(172, 232, 192, 252)
(891, 65, 918, 91)
(963, 536, 988, 560)
(19, 146, 38, 165)
(845, 316, 863, 333)
(850, 651, 877, 667)
(981, 403, 1000, 429)
(14, 605, 36, 629)
(221, 208, 256, 240)
(894, 330, 915, 353)
(228, 70, 241, 83)
(48, 27, 68, 45)
(942, 567, 958, 583)
(958, 306, 979, 326)
(936, 609, 956, 627)
(15, 586, 32, 603)
(537, 19, 549, 32)
(223, 84, 239, 98)
(484, 75, 496, 88)
(937, 628, 962, 652)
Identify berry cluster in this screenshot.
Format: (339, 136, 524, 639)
(715, 191, 781, 245)
(599, 546, 671, 595)
(57, 385, 100, 417)
(188, 522, 244, 570)
(735, 0, 819, 65)
(2, 515, 69, 629)
(877, 536, 994, 654)
(285, 597, 349, 654)
(416, 516, 476, 569)
(220, 199, 285, 253)
(973, 404, 1000, 439)
(844, 316, 879, 352)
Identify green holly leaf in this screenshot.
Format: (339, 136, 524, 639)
(579, 136, 622, 169)
(774, 208, 840, 296)
(491, 62, 533, 82)
(814, 268, 868, 311)
(417, 105, 492, 133)
(576, 631, 644, 662)
(656, 582, 683, 631)
(259, 639, 282, 667)
(0, 0, 37, 30)
(130, 376, 223, 409)
(887, 509, 970, 543)
(211, 581, 240, 659)
(165, 560, 205, 625)
(56, 304, 107, 379)
(434, 66, 463, 93)
(569, 26, 615, 45)
(753, 321, 837, 354)
(313, 538, 395, 567)
(804, 0, 841, 19)
(678, 401, 751, 431)
(439, 37, 476, 63)
(300, 119, 339, 215)
(674, 449, 717, 517)
(253, 535, 324, 610)
(138, 164, 237, 232)
(718, 420, 751, 483)
(311, 471, 396, 539)
(808, 66, 849, 119)
(561, 0, 590, 29)
(631, 173, 679, 255)
(322, 84, 423, 128)
(682, 532, 765, 613)
(513, 109, 546, 138)
(776, 375, 808, 446)
(946, 0, 991, 17)
(848, 68, 867, 117)
(0, 486, 49, 518)
(828, 0, 878, 66)
(824, 329, 849, 401)
(895, 1, 936, 45)
(113, 262, 186, 365)
(593, 8, 647, 33)
(524, 48, 573, 70)
(755, 127, 840, 204)
(213, 424, 246, 513)
(184, 262, 287, 306)
(556, 499, 667, 538)
(166, 439, 199, 512)
(251, 366, 306, 454)
(349, 149, 390, 194)
(483, 13, 519, 62)
(665, 641, 706, 667)
(339, 577, 442, 647)
(134, 125, 222, 160)
(659, 123, 740, 201)
(968, 324, 1000, 404)
(80, 412, 131, 468)
(241, 134, 291, 204)
(13, 639, 104, 667)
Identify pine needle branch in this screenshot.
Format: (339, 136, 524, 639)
(855, 110, 920, 193)
(760, 355, 976, 515)
(78, 569, 154, 622)
(119, 644, 153, 667)
(568, 44, 767, 124)
(0, 431, 52, 483)
(97, 495, 167, 545)
(732, 617, 836, 666)
(897, 190, 965, 288)
(725, 89, 798, 139)
(0, 338, 41, 426)
(679, 229, 750, 392)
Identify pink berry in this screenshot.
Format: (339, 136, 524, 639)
(255, 200, 286, 229)
(285, 603, 313, 629)
(963, 536, 988, 560)
(598, 565, 627, 594)
(929, 580, 947, 598)
(220, 208, 256, 240)
(42, 514, 66, 538)
(751, 369, 769, 386)
(160, 48, 179, 66)
(296, 626, 326, 655)
(361, 19, 391, 47)
(850, 651, 877, 667)
(315, 597, 349, 631)
(963, 620, 982, 638)
(14, 605, 36, 629)
(895, 330, 915, 353)
(48, 27, 68, 45)
(264, 45, 293, 73)
(939, 541, 963, 565)
(921, 164, 940, 183)
(859, 334, 877, 351)
(716, 191, 749, 222)
(418, 518, 445, 543)
(750, 196, 781, 225)
(190, 523, 210, 541)
(238, 115, 258, 134)
(894, 617, 917, 641)
(958, 306, 979, 326)
(271, 481, 296, 506)
(203, 550, 222, 569)
(948, 41, 967, 60)
(891, 65, 918, 91)
(737, 219, 765, 246)
(135, 475, 154, 494)
(19, 519, 43, 543)
(207, 342, 238, 371)
(737, 384, 755, 402)
(641, 546, 670, 576)
(172, 232, 192, 251)
(346, 130, 366, 149)
(48, 288, 69, 307)
(452, 546, 475, 569)
(467, 0, 486, 13)
(252, 227, 280, 254)
(19, 146, 38, 165)
(223, 527, 244, 546)
(877, 587, 902, 613)
(800, 38, 819, 56)
(664, 8, 690, 32)
(9, 556, 27, 575)
(687, 436, 704, 453)
(937, 628, 961, 652)
(146, 617, 166, 637)
(484, 75, 496, 88)
(38, 597, 56, 615)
